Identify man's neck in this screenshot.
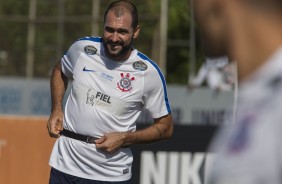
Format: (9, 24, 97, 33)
(231, 14, 282, 81)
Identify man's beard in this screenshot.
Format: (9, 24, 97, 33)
(103, 39, 133, 60)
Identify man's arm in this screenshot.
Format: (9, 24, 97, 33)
(47, 61, 68, 138)
(124, 114, 173, 144)
(95, 114, 173, 153)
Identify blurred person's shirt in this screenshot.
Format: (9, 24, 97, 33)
(207, 47, 282, 184)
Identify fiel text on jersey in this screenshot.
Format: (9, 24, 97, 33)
(86, 90, 111, 106)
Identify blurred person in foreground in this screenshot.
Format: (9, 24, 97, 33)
(195, 0, 282, 184)
(191, 0, 236, 92)
(46, 0, 173, 183)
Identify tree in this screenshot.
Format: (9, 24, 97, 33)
(0, 0, 204, 83)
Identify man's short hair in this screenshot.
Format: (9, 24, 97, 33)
(104, 0, 139, 29)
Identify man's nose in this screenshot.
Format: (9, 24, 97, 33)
(111, 32, 119, 43)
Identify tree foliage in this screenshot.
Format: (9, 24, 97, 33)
(0, 0, 203, 83)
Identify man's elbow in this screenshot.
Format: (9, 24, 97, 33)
(164, 120, 174, 139)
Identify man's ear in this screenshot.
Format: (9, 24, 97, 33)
(133, 25, 141, 39)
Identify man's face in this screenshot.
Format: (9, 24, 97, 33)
(194, 0, 228, 57)
(103, 9, 138, 61)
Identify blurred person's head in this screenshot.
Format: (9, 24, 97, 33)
(103, 0, 140, 61)
(195, 0, 282, 81)
(194, 0, 228, 58)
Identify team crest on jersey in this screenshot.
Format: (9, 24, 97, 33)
(132, 61, 147, 71)
(117, 73, 135, 92)
(84, 45, 97, 55)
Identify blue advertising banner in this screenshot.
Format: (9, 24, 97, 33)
(0, 78, 233, 125)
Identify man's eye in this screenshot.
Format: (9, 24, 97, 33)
(119, 31, 127, 35)
(105, 28, 115, 33)
(117, 29, 129, 35)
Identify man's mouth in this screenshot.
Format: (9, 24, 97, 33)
(108, 43, 122, 50)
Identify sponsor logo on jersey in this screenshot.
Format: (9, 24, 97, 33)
(117, 73, 135, 92)
(123, 168, 129, 174)
(84, 45, 97, 55)
(100, 72, 114, 81)
(132, 61, 148, 71)
(86, 89, 111, 106)
(83, 66, 96, 72)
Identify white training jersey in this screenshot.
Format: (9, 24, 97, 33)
(49, 36, 171, 181)
(207, 47, 282, 184)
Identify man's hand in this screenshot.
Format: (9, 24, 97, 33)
(95, 132, 127, 153)
(48, 60, 67, 138)
(47, 109, 64, 138)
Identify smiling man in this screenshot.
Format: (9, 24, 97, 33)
(46, 1, 173, 184)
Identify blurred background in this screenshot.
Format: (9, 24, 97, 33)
(0, 0, 235, 184)
(0, 0, 197, 81)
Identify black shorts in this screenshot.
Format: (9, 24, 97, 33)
(49, 168, 132, 184)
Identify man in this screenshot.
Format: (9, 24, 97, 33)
(47, 1, 173, 183)
(194, 0, 282, 184)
